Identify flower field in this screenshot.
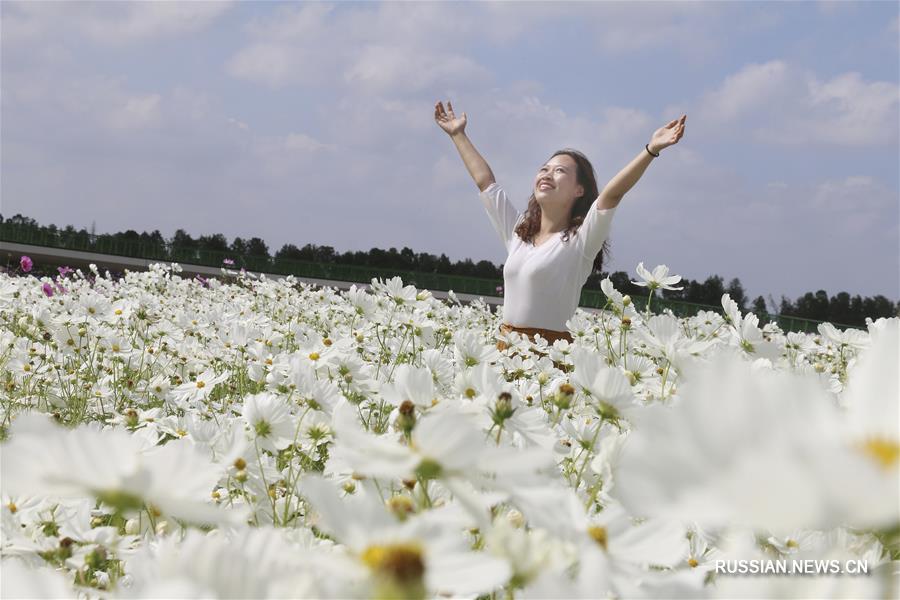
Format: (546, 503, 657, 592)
(1, 262, 897, 599)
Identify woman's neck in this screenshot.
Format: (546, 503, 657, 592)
(539, 206, 570, 235)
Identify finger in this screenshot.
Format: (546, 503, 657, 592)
(447, 100, 455, 115)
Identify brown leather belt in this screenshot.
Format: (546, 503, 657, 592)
(496, 322, 573, 351)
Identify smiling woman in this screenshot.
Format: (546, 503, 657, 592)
(433, 100, 686, 349)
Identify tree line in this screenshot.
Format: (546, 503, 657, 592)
(2, 213, 897, 326)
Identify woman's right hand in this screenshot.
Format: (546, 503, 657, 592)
(434, 100, 467, 136)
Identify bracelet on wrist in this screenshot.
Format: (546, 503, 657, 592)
(645, 144, 660, 158)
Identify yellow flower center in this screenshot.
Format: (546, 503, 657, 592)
(196, 380, 206, 389)
(786, 539, 799, 548)
(859, 438, 900, 470)
(309, 352, 320, 361)
(386, 496, 416, 520)
(688, 558, 699, 568)
(361, 542, 425, 588)
(587, 525, 608, 550)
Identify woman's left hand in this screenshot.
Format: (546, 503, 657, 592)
(648, 115, 686, 154)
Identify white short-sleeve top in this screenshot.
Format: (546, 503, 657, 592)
(480, 182, 616, 331)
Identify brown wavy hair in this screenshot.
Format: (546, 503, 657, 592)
(514, 148, 610, 273)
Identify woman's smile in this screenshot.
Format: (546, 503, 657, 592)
(534, 154, 581, 199)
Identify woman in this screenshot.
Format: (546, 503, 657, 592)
(434, 100, 686, 351)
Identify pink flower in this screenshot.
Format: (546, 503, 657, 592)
(57, 266, 74, 277)
(20, 256, 33, 273)
(223, 258, 235, 266)
(42, 283, 54, 297)
(495, 285, 503, 295)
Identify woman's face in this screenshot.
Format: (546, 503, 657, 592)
(534, 154, 584, 209)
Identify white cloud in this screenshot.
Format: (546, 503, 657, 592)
(345, 45, 491, 94)
(698, 60, 792, 122)
(695, 61, 899, 147)
(226, 42, 314, 89)
(2, 1, 232, 46)
(251, 133, 337, 178)
(107, 94, 162, 131)
(228, 2, 493, 93)
(782, 73, 899, 145)
(810, 175, 896, 227)
(284, 133, 335, 153)
(817, 1, 858, 17)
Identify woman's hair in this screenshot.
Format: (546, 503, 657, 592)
(513, 148, 610, 273)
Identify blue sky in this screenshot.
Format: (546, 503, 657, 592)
(2, 1, 898, 304)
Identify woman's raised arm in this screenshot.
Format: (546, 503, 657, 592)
(597, 114, 687, 210)
(434, 100, 496, 192)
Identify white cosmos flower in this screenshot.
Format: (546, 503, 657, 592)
(631, 262, 683, 292)
(330, 402, 555, 493)
(817, 321, 870, 351)
(612, 352, 852, 533)
(722, 294, 782, 361)
(380, 364, 436, 409)
(369, 276, 418, 306)
(454, 330, 499, 368)
(1, 414, 232, 525)
(123, 527, 327, 599)
(832, 317, 899, 528)
(569, 346, 636, 420)
(600, 277, 625, 306)
(300, 475, 512, 597)
(635, 313, 714, 365)
(242, 392, 296, 453)
(1, 559, 74, 599)
(346, 283, 377, 317)
(170, 369, 229, 408)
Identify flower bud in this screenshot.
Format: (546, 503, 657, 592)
(125, 519, 139, 535)
(394, 400, 417, 436)
(554, 384, 575, 410)
(622, 295, 632, 306)
(491, 392, 516, 426)
(507, 509, 525, 528)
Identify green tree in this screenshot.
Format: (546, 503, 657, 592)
(172, 229, 196, 248)
(246, 237, 270, 258)
(726, 278, 747, 312)
(751, 295, 768, 317)
(197, 233, 229, 252)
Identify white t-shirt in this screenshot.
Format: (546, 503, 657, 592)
(480, 182, 616, 331)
